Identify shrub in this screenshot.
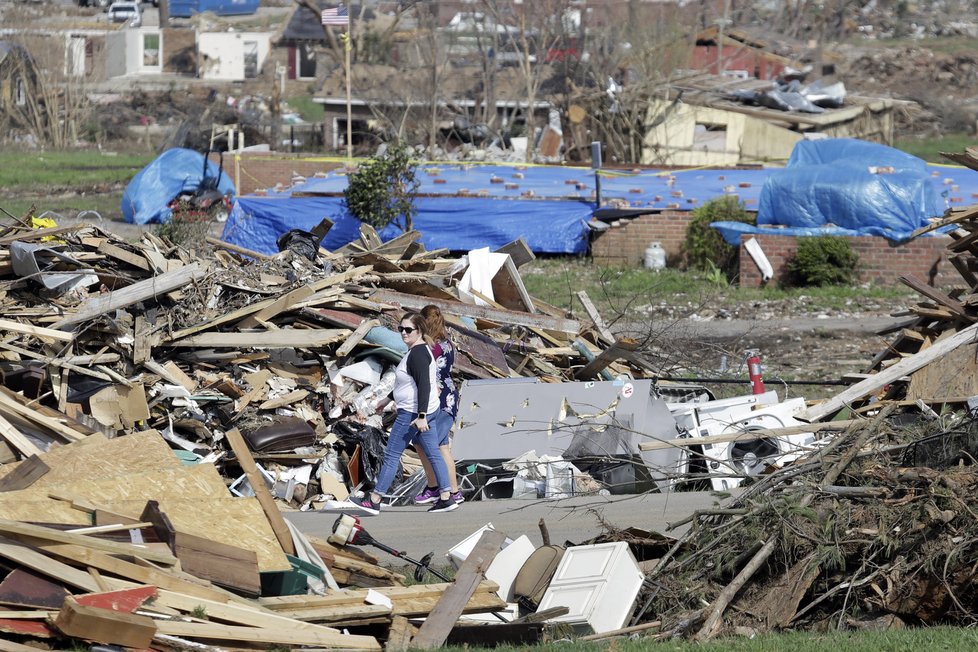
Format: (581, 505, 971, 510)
(343, 143, 420, 232)
(784, 236, 859, 287)
(682, 196, 754, 280)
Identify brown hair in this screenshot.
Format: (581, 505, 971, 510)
(421, 304, 447, 341)
(400, 311, 433, 346)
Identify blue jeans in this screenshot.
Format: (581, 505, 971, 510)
(374, 409, 451, 496)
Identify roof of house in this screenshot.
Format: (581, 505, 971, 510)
(277, 2, 371, 43)
(665, 72, 895, 127)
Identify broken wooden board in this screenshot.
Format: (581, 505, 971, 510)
(37, 542, 238, 604)
(54, 262, 207, 330)
(225, 428, 295, 556)
(907, 339, 978, 401)
(0, 519, 177, 566)
(0, 319, 75, 343)
(153, 620, 381, 648)
(169, 329, 348, 349)
(141, 500, 261, 597)
(369, 289, 580, 333)
(259, 581, 505, 619)
(412, 529, 507, 649)
(799, 322, 978, 422)
(53, 596, 157, 648)
(105, 498, 291, 572)
(0, 455, 51, 493)
(0, 568, 70, 609)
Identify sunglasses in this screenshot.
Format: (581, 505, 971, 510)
(398, 326, 416, 334)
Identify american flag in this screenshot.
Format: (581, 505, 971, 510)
(321, 5, 349, 26)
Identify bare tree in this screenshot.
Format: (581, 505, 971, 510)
(479, 0, 581, 161)
(3, 35, 93, 148)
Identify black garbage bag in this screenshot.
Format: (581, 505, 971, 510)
(276, 229, 321, 261)
(333, 420, 392, 488)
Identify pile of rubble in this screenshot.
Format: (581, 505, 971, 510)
(7, 186, 978, 646)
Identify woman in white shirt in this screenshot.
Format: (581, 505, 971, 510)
(353, 311, 457, 515)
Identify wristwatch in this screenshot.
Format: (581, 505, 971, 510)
(417, 412, 426, 419)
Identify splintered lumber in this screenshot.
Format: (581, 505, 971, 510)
(576, 290, 615, 344)
(412, 529, 507, 649)
(0, 319, 75, 343)
(798, 322, 978, 422)
(153, 620, 381, 648)
(573, 337, 640, 380)
(153, 588, 356, 636)
(141, 500, 260, 597)
(224, 428, 295, 556)
(0, 537, 101, 592)
(0, 519, 177, 566)
(168, 329, 348, 348)
(0, 413, 44, 458)
(335, 318, 380, 358)
(638, 420, 861, 452)
(898, 274, 970, 319)
(165, 264, 373, 341)
(369, 289, 580, 334)
(37, 543, 237, 604)
(54, 263, 207, 330)
(259, 581, 506, 620)
(237, 284, 316, 329)
(53, 597, 156, 647)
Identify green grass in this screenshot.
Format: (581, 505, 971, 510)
(521, 258, 916, 322)
(454, 626, 978, 651)
(0, 150, 154, 189)
(894, 132, 976, 164)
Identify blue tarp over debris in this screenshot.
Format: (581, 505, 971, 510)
(222, 193, 594, 255)
(122, 148, 236, 225)
(213, 150, 978, 255)
(713, 139, 949, 244)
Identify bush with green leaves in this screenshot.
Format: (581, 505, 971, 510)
(785, 236, 859, 287)
(682, 195, 754, 280)
(343, 143, 420, 232)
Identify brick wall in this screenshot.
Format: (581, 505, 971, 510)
(590, 211, 694, 267)
(591, 213, 961, 288)
(738, 233, 960, 288)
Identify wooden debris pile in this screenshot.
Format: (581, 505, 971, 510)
(792, 199, 978, 424)
(0, 421, 514, 649)
(0, 220, 650, 509)
(0, 219, 654, 647)
(628, 405, 978, 639)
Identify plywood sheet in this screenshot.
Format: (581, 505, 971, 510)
(105, 498, 290, 572)
(0, 500, 86, 524)
(907, 340, 978, 401)
(0, 464, 228, 510)
(0, 431, 178, 490)
(0, 434, 106, 483)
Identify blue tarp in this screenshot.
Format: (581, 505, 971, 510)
(121, 148, 236, 225)
(211, 151, 978, 254)
(713, 139, 948, 244)
(221, 194, 593, 255)
(168, 0, 259, 17)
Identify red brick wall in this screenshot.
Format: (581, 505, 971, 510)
(738, 233, 960, 288)
(590, 212, 695, 267)
(591, 215, 961, 289)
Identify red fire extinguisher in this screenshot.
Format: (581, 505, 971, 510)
(746, 350, 765, 395)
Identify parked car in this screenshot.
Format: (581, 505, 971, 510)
(107, 1, 142, 26)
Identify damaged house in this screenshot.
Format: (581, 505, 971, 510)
(642, 72, 898, 167)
